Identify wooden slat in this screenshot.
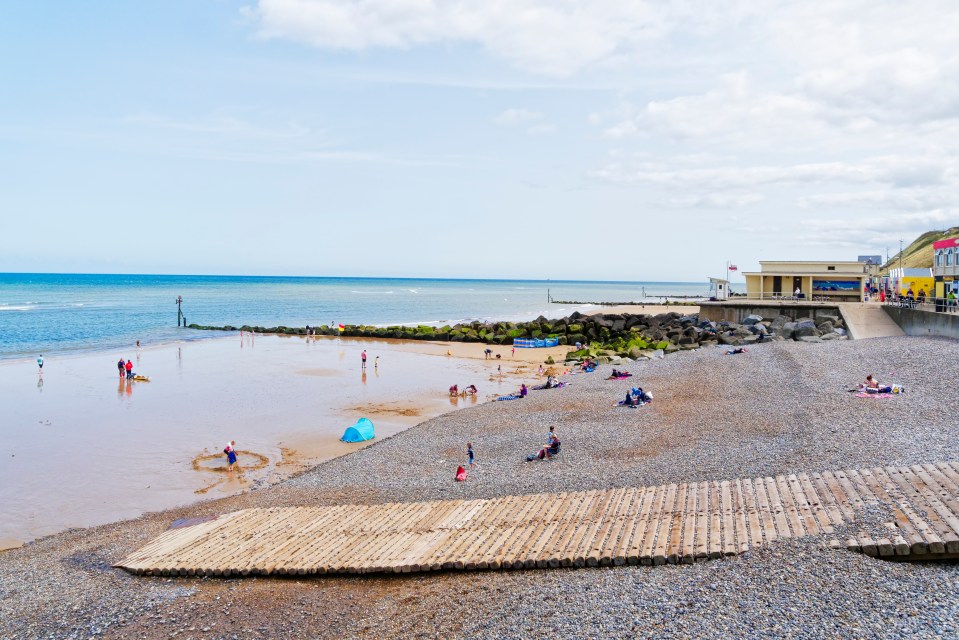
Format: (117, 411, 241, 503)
(118, 462, 959, 577)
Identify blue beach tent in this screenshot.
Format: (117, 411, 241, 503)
(341, 418, 375, 443)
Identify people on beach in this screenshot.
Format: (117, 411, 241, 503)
(37, 354, 43, 374)
(136, 340, 141, 352)
(361, 350, 367, 369)
(532, 426, 560, 461)
(519, 384, 528, 397)
(467, 384, 478, 395)
(374, 356, 379, 369)
(118, 358, 125, 378)
(449, 384, 459, 397)
(484, 347, 492, 360)
(511, 346, 515, 357)
(467, 442, 475, 469)
(125, 359, 134, 379)
(725, 347, 748, 355)
(224, 440, 237, 471)
(860, 374, 899, 394)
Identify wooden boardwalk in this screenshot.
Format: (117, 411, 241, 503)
(116, 462, 959, 577)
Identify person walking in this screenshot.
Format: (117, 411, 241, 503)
(374, 355, 379, 369)
(37, 354, 43, 374)
(224, 440, 237, 472)
(467, 442, 476, 470)
(361, 350, 367, 369)
(117, 358, 126, 378)
(125, 359, 133, 379)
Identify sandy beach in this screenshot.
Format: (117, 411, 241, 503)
(3, 334, 959, 638)
(0, 333, 570, 550)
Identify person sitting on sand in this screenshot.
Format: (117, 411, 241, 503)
(519, 384, 528, 397)
(537, 427, 561, 460)
(467, 384, 478, 395)
(623, 390, 636, 406)
(449, 384, 458, 397)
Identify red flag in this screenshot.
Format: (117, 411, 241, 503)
(338, 324, 345, 332)
(728, 264, 738, 271)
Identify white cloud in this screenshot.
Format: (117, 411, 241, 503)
(668, 193, 764, 209)
(493, 108, 542, 126)
(243, 0, 706, 77)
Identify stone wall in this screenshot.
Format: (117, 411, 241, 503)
(699, 302, 843, 324)
(883, 306, 959, 340)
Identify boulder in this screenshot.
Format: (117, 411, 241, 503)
(818, 314, 840, 325)
(798, 336, 824, 343)
(780, 322, 797, 340)
(742, 335, 760, 344)
(820, 332, 840, 341)
(742, 314, 764, 325)
(793, 320, 820, 339)
(817, 321, 834, 334)
(770, 315, 790, 330)
(651, 349, 665, 359)
(597, 356, 611, 364)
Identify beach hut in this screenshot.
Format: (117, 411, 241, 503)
(341, 418, 375, 443)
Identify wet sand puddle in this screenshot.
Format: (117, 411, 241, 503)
(191, 451, 269, 494)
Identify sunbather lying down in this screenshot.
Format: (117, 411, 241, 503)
(725, 347, 747, 355)
(607, 369, 632, 379)
(855, 374, 904, 394)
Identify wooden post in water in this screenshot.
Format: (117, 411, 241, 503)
(176, 295, 183, 327)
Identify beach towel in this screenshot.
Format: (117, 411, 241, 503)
(455, 466, 467, 481)
(497, 394, 521, 401)
(607, 374, 632, 379)
(855, 392, 894, 398)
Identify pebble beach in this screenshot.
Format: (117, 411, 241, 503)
(3, 335, 959, 639)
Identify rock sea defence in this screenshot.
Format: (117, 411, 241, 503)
(189, 310, 847, 357)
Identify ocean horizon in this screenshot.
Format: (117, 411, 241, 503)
(0, 273, 711, 360)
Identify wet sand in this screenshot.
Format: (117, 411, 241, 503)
(0, 333, 566, 549)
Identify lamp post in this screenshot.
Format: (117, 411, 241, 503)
(899, 239, 903, 298)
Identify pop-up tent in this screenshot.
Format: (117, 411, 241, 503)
(341, 417, 375, 443)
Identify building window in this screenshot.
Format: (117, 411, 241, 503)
(948, 249, 954, 267)
(936, 251, 943, 267)
(827, 266, 835, 271)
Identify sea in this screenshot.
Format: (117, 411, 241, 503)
(0, 273, 708, 360)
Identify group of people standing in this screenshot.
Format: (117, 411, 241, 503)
(117, 357, 134, 379)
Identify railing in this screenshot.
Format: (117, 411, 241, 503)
(883, 296, 959, 313)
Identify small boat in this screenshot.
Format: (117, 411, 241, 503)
(133, 375, 151, 382)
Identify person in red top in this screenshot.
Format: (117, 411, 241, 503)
(125, 359, 133, 379)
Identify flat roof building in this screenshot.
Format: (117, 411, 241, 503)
(743, 261, 868, 302)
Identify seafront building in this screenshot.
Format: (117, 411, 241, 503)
(932, 236, 959, 308)
(742, 261, 869, 302)
(887, 267, 933, 297)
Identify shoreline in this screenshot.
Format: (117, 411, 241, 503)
(4, 334, 959, 638)
(0, 333, 571, 550)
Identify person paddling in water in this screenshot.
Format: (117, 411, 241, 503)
(224, 440, 237, 471)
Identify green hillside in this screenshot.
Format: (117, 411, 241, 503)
(881, 226, 959, 273)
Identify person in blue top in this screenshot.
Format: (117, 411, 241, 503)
(37, 354, 43, 374)
(467, 442, 475, 469)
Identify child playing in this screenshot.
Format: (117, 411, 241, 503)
(467, 442, 475, 469)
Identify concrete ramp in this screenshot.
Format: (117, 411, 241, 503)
(839, 303, 905, 339)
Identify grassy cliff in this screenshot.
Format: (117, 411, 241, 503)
(881, 226, 959, 272)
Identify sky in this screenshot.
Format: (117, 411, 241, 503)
(1, 1, 957, 282)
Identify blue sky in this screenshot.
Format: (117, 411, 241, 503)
(2, 1, 957, 281)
